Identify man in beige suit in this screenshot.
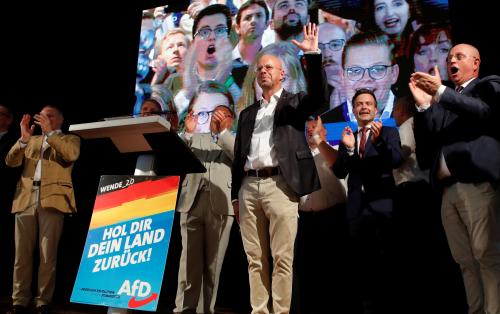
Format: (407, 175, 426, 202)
(5, 105, 80, 314)
(174, 87, 235, 314)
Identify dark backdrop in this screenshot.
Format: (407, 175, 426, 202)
(0, 0, 498, 312)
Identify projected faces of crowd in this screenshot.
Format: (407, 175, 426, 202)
(160, 33, 189, 69)
(413, 30, 452, 80)
(236, 3, 269, 42)
(343, 43, 399, 111)
(191, 92, 231, 133)
(272, 0, 309, 39)
(319, 23, 346, 87)
(193, 13, 230, 70)
(140, 99, 162, 117)
(373, 0, 410, 36)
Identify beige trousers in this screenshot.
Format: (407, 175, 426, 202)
(12, 186, 64, 307)
(238, 175, 299, 314)
(442, 182, 500, 314)
(174, 191, 233, 314)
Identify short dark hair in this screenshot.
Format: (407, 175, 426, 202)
(352, 88, 377, 106)
(192, 4, 232, 36)
(236, 0, 269, 25)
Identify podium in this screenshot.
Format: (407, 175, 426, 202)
(69, 116, 204, 313)
(69, 115, 205, 175)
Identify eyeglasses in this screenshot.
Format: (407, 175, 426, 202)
(193, 110, 214, 124)
(318, 39, 345, 52)
(254, 64, 280, 73)
(345, 65, 392, 81)
(194, 26, 229, 40)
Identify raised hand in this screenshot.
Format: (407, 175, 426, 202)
(185, 111, 197, 134)
(410, 65, 442, 96)
(291, 23, 318, 53)
(210, 108, 233, 134)
(20, 114, 35, 143)
(34, 112, 53, 135)
(409, 77, 433, 107)
(341, 126, 355, 150)
(371, 121, 382, 143)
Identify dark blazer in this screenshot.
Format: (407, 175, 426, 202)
(231, 53, 328, 200)
(333, 126, 403, 220)
(414, 75, 500, 185)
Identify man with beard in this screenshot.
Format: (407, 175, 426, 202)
(173, 4, 247, 118)
(318, 22, 347, 110)
(410, 44, 500, 314)
(233, 0, 270, 67)
(271, 0, 309, 48)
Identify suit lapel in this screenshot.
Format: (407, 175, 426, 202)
(462, 78, 478, 95)
(242, 102, 260, 154)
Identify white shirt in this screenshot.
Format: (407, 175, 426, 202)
(393, 118, 429, 185)
(19, 130, 62, 182)
(244, 88, 283, 171)
(299, 147, 347, 211)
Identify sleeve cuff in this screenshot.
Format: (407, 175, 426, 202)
(304, 50, 321, 55)
(416, 103, 431, 112)
(434, 84, 447, 102)
(347, 146, 355, 156)
(19, 139, 28, 148)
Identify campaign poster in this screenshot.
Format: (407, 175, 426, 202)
(71, 175, 180, 311)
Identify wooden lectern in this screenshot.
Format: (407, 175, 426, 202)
(69, 115, 205, 175)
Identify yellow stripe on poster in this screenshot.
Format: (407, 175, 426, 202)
(89, 191, 177, 229)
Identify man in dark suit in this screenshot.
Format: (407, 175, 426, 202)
(410, 43, 500, 314)
(231, 23, 327, 314)
(333, 88, 403, 314)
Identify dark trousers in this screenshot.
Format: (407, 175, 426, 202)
(348, 197, 399, 314)
(291, 203, 349, 314)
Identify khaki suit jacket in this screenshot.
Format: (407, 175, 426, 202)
(5, 133, 80, 214)
(176, 131, 234, 215)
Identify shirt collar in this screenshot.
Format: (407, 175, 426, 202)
(457, 77, 476, 90)
(259, 88, 283, 107)
(232, 45, 243, 63)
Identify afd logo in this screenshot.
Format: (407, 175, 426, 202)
(117, 279, 158, 308)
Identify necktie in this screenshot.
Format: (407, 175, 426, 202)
(455, 86, 464, 93)
(359, 127, 368, 158)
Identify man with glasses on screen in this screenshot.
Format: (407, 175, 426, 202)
(173, 4, 246, 118)
(174, 81, 236, 314)
(323, 32, 399, 123)
(318, 22, 347, 110)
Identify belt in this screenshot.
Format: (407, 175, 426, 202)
(32, 181, 41, 187)
(246, 167, 280, 178)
